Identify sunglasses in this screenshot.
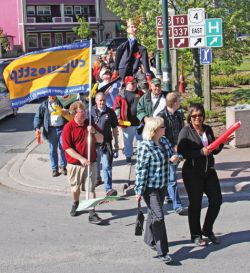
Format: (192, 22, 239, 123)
(191, 114, 203, 118)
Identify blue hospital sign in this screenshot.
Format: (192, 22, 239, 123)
(200, 47, 212, 65)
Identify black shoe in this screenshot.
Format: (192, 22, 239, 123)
(158, 254, 173, 264)
(202, 232, 220, 244)
(52, 170, 60, 177)
(60, 166, 67, 175)
(175, 207, 186, 215)
(89, 212, 103, 224)
(106, 189, 118, 196)
(70, 202, 79, 217)
(126, 157, 132, 163)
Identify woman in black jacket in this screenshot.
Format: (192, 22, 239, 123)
(177, 103, 232, 246)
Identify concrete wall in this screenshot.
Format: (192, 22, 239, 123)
(226, 105, 250, 148)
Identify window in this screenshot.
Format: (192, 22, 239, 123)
(41, 33, 51, 48)
(55, 33, 63, 46)
(74, 6, 81, 15)
(37, 6, 51, 16)
(27, 6, 35, 16)
(64, 6, 73, 15)
(82, 6, 89, 15)
(66, 32, 77, 44)
(27, 34, 38, 49)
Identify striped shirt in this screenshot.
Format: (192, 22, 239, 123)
(134, 136, 175, 196)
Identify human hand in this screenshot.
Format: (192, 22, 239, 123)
(79, 157, 90, 167)
(87, 125, 96, 134)
(202, 147, 212, 156)
(170, 154, 179, 164)
(225, 135, 234, 143)
(136, 195, 142, 203)
(113, 149, 119, 159)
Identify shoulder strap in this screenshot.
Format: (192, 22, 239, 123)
(152, 94, 162, 114)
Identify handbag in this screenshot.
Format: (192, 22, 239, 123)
(135, 201, 144, 236)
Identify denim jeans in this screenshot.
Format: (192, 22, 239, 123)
(166, 163, 183, 210)
(122, 126, 142, 158)
(96, 145, 112, 192)
(48, 126, 67, 171)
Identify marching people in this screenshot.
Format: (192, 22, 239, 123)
(91, 92, 119, 196)
(134, 116, 179, 264)
(177, 103, 233, 246)
(113, 76, 144, 163)
(112, 18, 151, 84)
(33, 96, 67, 177)
(157, 92, 185, 215)
(62, 101, 104, 224)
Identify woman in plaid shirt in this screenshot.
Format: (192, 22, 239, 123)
(135, 116, 179, 264)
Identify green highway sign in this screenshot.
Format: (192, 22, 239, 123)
(205, 18, 223, 47)
(206, 35, 223, 47)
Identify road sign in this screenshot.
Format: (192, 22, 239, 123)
(189, 26, 205, 36)
(173, 15, 188, 26)
(188, 8, 205, 25)
(200, 48, 212, 64)
(156, 16, 173, 49)
(189, 36, 205, 48)
(173, 26, 188, 37)
(205, 18, 223, 47)
(174, 37, 189, 48)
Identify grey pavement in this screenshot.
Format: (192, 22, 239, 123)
(0, 139, 250, 197)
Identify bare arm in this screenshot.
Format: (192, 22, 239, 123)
(65, 148, 89, 166)
(112, 127, 119, 150)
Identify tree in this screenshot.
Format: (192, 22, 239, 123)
(72, 16, 92, 39)
(0, 28, 9, 54)
(106, 0, 250, 96)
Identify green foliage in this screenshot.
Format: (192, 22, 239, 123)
(0, 28, 9, 53)
(205, 110, 218, 119)
(181, 92, 204, 111)
(211, 72, 250, 87)
(72, 16, 91, 39)
(232, 88, 250, 104)
(211, 93, 234, 107)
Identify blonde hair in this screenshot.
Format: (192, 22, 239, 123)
(142, 116, 164, 141)
(69, 101, 84, 115)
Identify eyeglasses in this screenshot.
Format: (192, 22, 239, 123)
(191, 114, 203, 118)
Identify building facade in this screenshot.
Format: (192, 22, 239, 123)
(0, 0, 123, 54)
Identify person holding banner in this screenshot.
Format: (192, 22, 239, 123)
(62, 101, 104, 224)
(33, 96, 67, 177)
(177, 103, 233, 246)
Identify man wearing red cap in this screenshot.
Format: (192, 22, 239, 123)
(112, 18, 151, 87)
(113, 76, 144, 162)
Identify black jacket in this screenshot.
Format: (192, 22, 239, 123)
(114, 40, 150, 79)
(157, 109, 184, 146)
(177, 124, 223, 174)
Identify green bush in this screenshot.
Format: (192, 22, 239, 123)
(211, 72, 250, 87)
(181, 93, 203, 111)
(211, 93, 234, 107)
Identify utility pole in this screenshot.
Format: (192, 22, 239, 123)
(162, 0, 171, 93)
(204, 64, 211, 110)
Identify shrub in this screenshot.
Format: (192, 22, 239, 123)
(181, 92, 203, 111)
(211, 93, 234, 107)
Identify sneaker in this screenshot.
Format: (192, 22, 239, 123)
(89, 212, 103, 225)
(70, 202, 79, 217)
(158, 254, 173, 264)
(175, 207, 186, 215)
(60, 166, 67, 175)
(106, 189, 118, 196)
(126, 157, 132, 163)
(165, 197, 173, 204)
(52, 170, 60, 177)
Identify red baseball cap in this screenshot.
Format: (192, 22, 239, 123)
(124, 76, 136, 85)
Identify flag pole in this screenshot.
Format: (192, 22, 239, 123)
(86, 38, 93, 201)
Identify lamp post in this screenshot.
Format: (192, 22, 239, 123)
(162, 0, 171, 93)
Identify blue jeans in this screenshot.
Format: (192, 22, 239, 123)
(167, 163, 183, 210)
(122, 126, 142, 158)
(48, 126, 67, 171)
(96, 145, 112, 192)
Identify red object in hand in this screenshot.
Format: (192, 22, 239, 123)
(111, 71, 119, 81)
(36, 131, 41, 144)
(146, 75, 151, 90)
(207, 121, 241, 151)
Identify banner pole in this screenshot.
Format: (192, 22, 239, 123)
(86, 38, 93, 201)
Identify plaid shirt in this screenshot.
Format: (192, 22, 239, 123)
(134, 136, 175, 196)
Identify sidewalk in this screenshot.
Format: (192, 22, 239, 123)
(0, 140, 249, 196)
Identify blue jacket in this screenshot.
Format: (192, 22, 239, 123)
(33, 99, 65, 140)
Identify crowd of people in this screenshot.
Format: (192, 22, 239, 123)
(33, 17, 233, 265)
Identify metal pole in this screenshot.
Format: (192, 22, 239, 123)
(156, 49, 162, 77)
(162, 0, 171, 93)
(204, 64, 211, 111)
